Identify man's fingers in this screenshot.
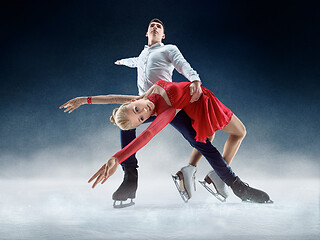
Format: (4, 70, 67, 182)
(190, 92, 201, 103)
(190, 96, 197, 103)
(189, 86, 195, 95)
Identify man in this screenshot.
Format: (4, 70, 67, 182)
(60, 18, 272, 205)
(112, 18, 229, 207)
(111, 19, 271, 207)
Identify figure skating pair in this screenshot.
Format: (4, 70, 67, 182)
(61, 80, 273, 205)
(60, 19, 272, 207)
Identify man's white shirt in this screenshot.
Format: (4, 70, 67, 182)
(119, 43, 200, 95)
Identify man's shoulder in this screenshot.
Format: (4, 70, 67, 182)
(163, 43, 178, 49)
(162, 44, 179, 52)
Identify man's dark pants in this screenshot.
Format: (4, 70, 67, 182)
(120, 110, 236, 186)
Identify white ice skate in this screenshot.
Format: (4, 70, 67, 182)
(199, 170, 228, 202)
(172, 164, 197, 203)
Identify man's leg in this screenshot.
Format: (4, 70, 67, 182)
(112, 117, 156, 204)
(188, 134, 215, 166)
(201, 114, 246, 199)
(170, 110, 236, 185)
(170, 110, 272, 203)
(169, 110, 235, 201)
(186, 133, 230, 199)
(112, 128, 139, 202)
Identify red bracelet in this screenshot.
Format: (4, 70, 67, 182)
(87, 96, 92, 104)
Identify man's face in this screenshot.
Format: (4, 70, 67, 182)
(146, 21, 165, 42)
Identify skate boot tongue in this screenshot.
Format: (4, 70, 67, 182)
(230, 177, 273, 203)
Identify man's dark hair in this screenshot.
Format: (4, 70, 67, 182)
(149, 18, 165, 32)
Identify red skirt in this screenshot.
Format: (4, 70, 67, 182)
(184, 87, 233, 143)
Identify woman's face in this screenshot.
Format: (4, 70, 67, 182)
(126, 98, 155, 128)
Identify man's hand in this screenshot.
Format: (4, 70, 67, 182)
(59, 97, 85, 113)
(88, 157, 119, 189)
(189, 80, 202, 103)
(114, 60, 121, 65)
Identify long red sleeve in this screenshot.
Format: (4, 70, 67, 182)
(113, 108, 176, 164)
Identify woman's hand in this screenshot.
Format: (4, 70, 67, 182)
(88, 157, 119, 188)
(59, 97, 85, 113)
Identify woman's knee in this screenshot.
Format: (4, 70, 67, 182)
(231, 122, 246, 140)
(223, 116, 246, 139)
(231, 114, 246, 139)
(240, 124, 246, 139)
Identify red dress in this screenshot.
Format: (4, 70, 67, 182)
(114, 80, 233, 164)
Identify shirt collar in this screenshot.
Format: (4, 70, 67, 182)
(144, 42, 164, 49)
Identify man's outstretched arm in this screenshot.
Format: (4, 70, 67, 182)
(115, 57, 138, 68)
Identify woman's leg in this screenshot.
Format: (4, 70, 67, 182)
(221, 114, 246, 165)
(170, 110, 236, 185)
(189, 134, 215, 166)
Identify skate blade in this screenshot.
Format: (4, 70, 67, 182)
(172, 174, 189, 203)
(113, 199, 135, 209)
(242, 199, 274, 204)
(198, 180, 226, 202)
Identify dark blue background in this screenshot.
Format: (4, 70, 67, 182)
(1, 0, 319, 160)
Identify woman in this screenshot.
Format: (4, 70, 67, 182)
(60, 80, 272, 203)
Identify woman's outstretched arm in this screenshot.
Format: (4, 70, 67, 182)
(89, 108, 179, 188)
(59, 94, 139, 113)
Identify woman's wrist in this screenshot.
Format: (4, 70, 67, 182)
(79, 97, 88, 105)
(87, 96, 92, 104)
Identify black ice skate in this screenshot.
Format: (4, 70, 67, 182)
(230, 177, 273, 203)
(112, 167, 138, 208)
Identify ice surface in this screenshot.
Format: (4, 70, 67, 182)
(0, 177, 319, 240)
(1, 129, 319, 239)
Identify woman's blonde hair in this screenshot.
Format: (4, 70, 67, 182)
(109, 102, 135, 130)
